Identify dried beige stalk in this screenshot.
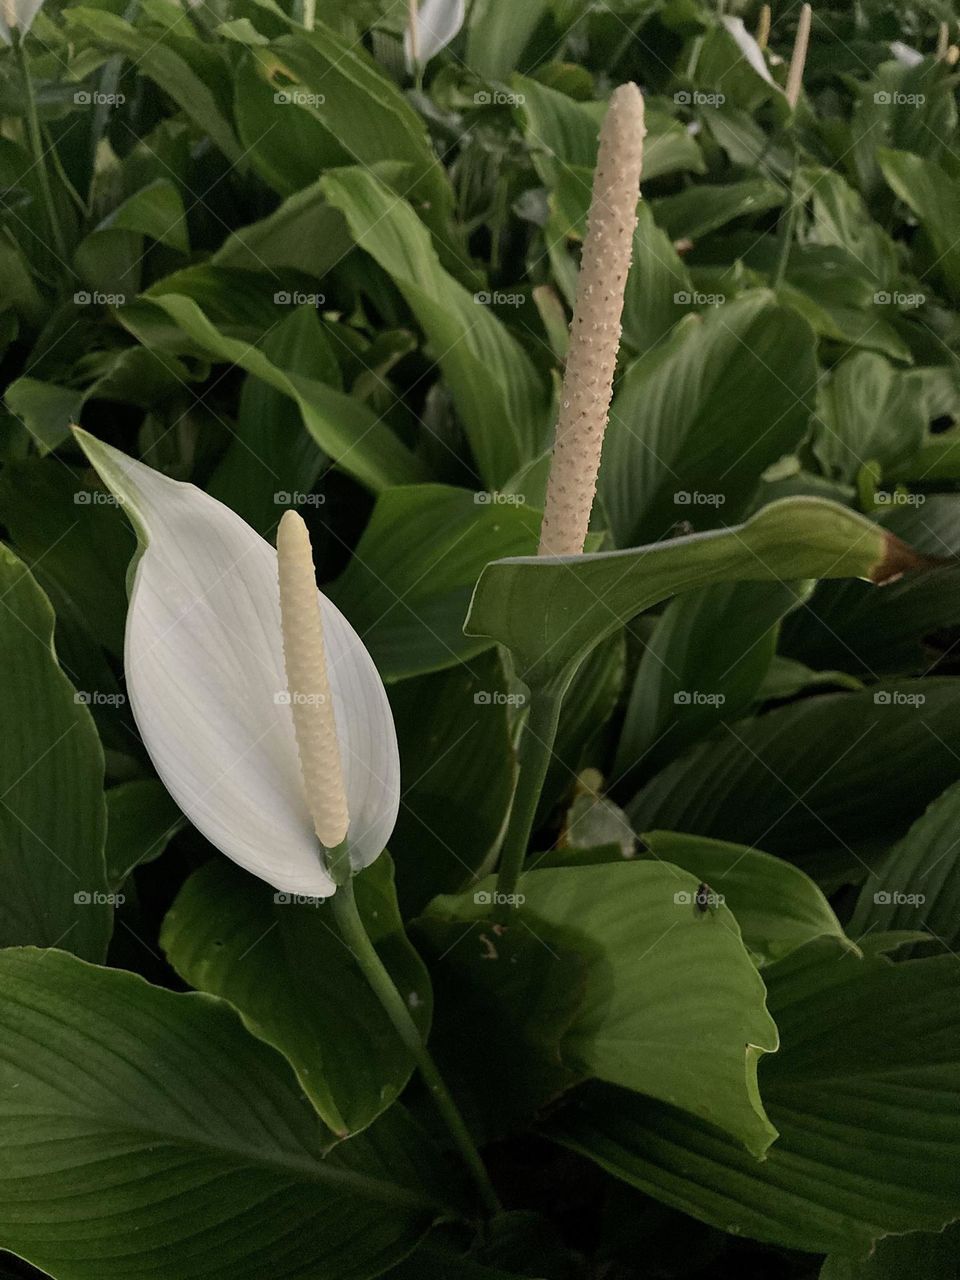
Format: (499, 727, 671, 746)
(786, 4, 812, 109)
(538, 81, 646, 557)
(755, 4, 771, 49)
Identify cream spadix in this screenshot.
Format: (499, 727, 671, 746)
(276, 510, 350, 854)
(72, 429, 399, 898)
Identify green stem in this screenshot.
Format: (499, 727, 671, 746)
(772, 145, 800, 290)
(493, 685, 563, 923)
(330, 876, 501, 1217)
(15, 33, 68, 268)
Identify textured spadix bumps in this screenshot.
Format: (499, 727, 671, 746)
(73, 430, 399, 898)
(277, 510, 350, 853)
(538, 82, 646, 557)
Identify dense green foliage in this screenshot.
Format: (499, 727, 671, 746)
(0, 0, 959, 1276)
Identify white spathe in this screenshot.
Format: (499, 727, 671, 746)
(404, 0, 465, 68)
(74, 430, 400, 898)
(0, 0, 45, 43)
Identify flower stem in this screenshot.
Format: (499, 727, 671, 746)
(15, 33, 68, 268)
(493, 686, 563, 923)
(330, 876, 501, 1217)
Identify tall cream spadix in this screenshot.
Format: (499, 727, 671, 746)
(277, 510, 350, 853)
(537, 82, 646, 558)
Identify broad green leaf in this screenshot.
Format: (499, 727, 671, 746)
(799, 167, 898, 288)
(64, 9, 242, 164)
(211, 178, 352, 276)
(105, 779, 184, 889)
(539, 634, 625, 821)
(161, 854, 430, 1137)
(650, 179, 784, 241)
(642, 832, 850, 964)
(465, 0, 549, 77)
(233, 52, 344, 196)
(620, 202, 693, 354)
(388, 651, 517, 914)
(75, 178, 189, 298)
(0, 547, 109, 960)
(329, 484, 541, 679)
(878, 148, 960, 300)
(321, 167, 549, 488)
(814, 352, 927, 483)
(0, 947, 452, 1279)
(0, 458, 135, 654)
(207, 306, 334, 536)
(415, 907, 586, 1143)
(264, 25, 452, 215)
(780, 498, 960, 676)
(144, 289, 424, 492)
(628, 679, 960, 886)
(601, 292, 817, 548)
(464, 495, 917, 689)
(851, 778, 960, 951)
(552, 942, 960, 1255)
(513, 77, 703, 191)
(423, 861, 779, 1157)
(820, 1223, 960, 1278)
(615, 579, 809, 780)
(4, 378, 82, 454)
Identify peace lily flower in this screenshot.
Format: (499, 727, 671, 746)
(73, 429, 400, 899)
(404, 0, 465, 70)
(0, 0, 45, 43)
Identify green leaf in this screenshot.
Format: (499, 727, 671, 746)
(211, 177, 352, 276)
(601, 292, 817, 548)
(206, 306, 334, 536)
(464, 496, 915, 689)
(814, 352, 927, 483)
(820, 1223, 960, 1279)
(105, 779, 184, 889)
(233, 52, 344, 196)
(388, 651, 518, 914)
(799, 167, 898, 288)
(620, 202, 693, 354)
(144, 288, 424, 492)
(628, 679, 960, 886)
(851, 778, 960, 951)
(415, 908, 587, 1143)
(65, 9, 242, 164)
(0, 548, 109, 960)
(641, 831, 851, 964)
(878, 148, 960, 300)
(514, 78, 703, 191)
(0, 459, 135, 655)
(0, 947, 451, 1279)
(329, 484, 541, 679)
(615, 579, 809, 780)
(466, 0, 549, 77)
(4, 377, 82, 454)
(780, 498, 960, 677)
(423, 860, 779, 1157)
(552, 942, 960, 1255)
(321, 167, 548, 488)
(265, 25, 452, 216)
(650, 179, 784, 241)
(161, 853, 430, 1137)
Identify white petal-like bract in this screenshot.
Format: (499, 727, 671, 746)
(404, 0, 465, 68)
(74, 431, 400, 897)
(0, 0, 46, 43)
